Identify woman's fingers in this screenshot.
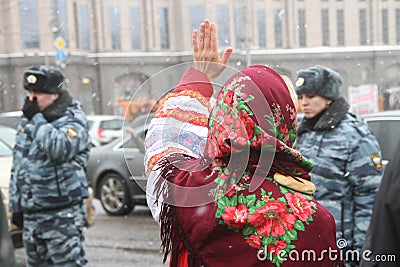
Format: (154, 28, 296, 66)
(192, 19, 233, 80)
(221, 47, 233, 65)
(203, 19, 211, 49)
(210, 22, 218, 54)
(199, 22, 205, 49)
(196, 20, 219, 59)
(192, 29, 199, 53)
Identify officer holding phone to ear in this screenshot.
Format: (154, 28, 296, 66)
(9, 65, 91, 266)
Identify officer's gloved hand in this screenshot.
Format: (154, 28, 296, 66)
(22, 97, 40, 120)
(11, 212, 23, 229)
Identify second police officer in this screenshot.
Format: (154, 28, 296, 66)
(293, 65, 383, 264)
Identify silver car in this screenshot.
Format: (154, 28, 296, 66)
(86, 125, 148, 215)
(87, 115, 125, 147)
(86, 112, 155, 215)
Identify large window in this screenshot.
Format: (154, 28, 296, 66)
(159, 8, 169, 49)
(130, 7, 141, 50)
(217, 5, 230, 46)
(109, 7, 121, 50)
(274, 9, 283, 48)
(19, 0, 40, 48)
(235, 8, 242, 48)
(257, 9, 266, 48)
(359, 9, 368, 45)
(397, 9, 400, 43)
(337, 9, 345, 46)
(77, 4, 90, 50)
(382, 9, 389, 44)
(51, 0, 69, 48)
(298, 9, 306, 47)
(189, 5, 205, 31)
(321, 9, 330, 46)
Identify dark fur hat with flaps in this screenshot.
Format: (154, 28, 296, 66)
(294, 65, 342, 100)
(23, 65, 64, 94)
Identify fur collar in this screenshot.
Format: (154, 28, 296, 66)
(298, 97, 349, 134)
(42, 89, 73, 122)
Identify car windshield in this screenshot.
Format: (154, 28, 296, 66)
(87, 121, 94, 130)
(366, 120, 400, 161)
(121, 137, 139, 149)
(100, 120, 124, 131)
(0, 115, 21, 129)
(0, 127, 17, 148)
(0, 138, 12, 157)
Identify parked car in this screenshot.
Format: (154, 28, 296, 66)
(362, 110, 400, 168)
(0, 135, 13, 220)
(86, 112, 155, 216)
(0, 130, 22, 248)
(0, 126, 17, 222)
(86, 130, 147, 215)
(87, 115, 125, 147)
(0, 111, 22, 129)
(0, 125, 17, 149)
(0, 126, 17, 215)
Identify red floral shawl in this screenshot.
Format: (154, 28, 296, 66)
(156, 65, 343, 267)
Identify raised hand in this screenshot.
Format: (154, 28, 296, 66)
(192, 19, 233, 81)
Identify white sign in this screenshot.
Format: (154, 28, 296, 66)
(348, 84, 379, 115)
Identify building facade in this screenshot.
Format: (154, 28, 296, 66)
(0, 0, 399, 115)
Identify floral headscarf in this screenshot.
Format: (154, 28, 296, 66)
(200, 65, 319, 266)
(206, 65, 313, 196)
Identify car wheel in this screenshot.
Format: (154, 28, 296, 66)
(98, 173, 133, 216)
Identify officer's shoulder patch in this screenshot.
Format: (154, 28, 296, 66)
(370, 153, 382, 171)
(66, 127, 78, 139)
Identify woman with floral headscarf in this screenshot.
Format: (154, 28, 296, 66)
(145, 19, 344, 267)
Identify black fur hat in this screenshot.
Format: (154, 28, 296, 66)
(294, 65, 342, 100)
(23, 65, 64, 94)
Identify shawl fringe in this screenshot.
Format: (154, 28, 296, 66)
(154, 154, 206, 267)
